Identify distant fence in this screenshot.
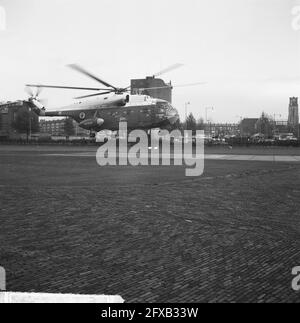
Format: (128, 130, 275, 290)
(0, 137, 300, 147)
(0, 138, 96, 146)
(224, 137, 300, 147)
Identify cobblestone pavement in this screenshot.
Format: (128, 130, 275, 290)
(0, 147, 300, 303)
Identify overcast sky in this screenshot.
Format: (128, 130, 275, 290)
(0, 0, 299, 122)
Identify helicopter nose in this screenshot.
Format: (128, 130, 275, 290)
(167, 108, 179, 124)
(168, 115, 179, 125)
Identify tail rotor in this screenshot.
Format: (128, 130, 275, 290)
(25, 86, 47, 116)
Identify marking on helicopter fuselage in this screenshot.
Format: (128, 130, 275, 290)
(79, 112, 86, 120)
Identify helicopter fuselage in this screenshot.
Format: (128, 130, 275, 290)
(35, 94, 179, 132)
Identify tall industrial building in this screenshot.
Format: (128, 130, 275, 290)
(131, 77, 172, 103)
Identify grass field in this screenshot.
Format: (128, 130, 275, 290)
(0, 145, 300, 302)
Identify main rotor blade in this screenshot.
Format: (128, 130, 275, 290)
(26, 84, 108, 91)
(36, 86, 43, 97)
(173, 82, 207, 88)
(139, 82, 207, 91)
(154, 63, 184, 78)
(120, 85, 131, 92)
(38, 98, 48, 106)
(74, 91, 113, 100)
(138, 86, 172, 91)
(25, 86, 34, 97)
(68, 64, 117, 90)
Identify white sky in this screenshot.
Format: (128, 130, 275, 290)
(0, 0, 299, 122)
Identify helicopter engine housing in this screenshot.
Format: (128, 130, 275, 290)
(79, 118, 104, 130)
(102, 94, 130, 107)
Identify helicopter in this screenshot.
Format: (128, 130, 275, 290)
(26, 64, 202, 137)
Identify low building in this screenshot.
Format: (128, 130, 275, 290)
(39, 119, 90, 137)
(39, 119, 65, 136)
(204, 123, 240, 137)
(0, 100, 39, 139)
(274, 121, 289, 135)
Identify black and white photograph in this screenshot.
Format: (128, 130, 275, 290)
(0, 0, 300, 308)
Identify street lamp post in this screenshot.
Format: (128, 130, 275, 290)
(236, 116, 243, 136)
(184, 102, 191, 130)
(185, 102, 190, 121)
(205, 107, 214, 137)
(29, 113, 32, 139)
(28, 108, 32, 142)
(236, 115, 243, 122)
(273, 114, 282, 137)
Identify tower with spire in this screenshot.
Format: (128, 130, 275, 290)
(288, 97, 299, 137)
